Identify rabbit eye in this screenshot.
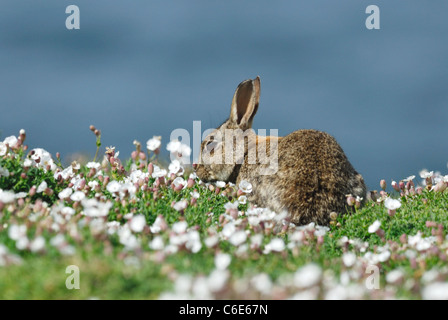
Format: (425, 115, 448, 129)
(205, 140, 218, 152)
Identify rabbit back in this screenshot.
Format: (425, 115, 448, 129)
(238, 129, 366, 225)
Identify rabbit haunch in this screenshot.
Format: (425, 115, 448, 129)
(195, 77, 366, 226)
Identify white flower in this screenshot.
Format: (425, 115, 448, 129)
(86, 162, 101, 170)
(36, 181, 48, 193)
(169, 160, 184, 176)
(172, 177, 186, 189)
(229, 230, 247, 246)
(422, 282, 448, 300)
(58, 188, 73, 200)
(31, 148, 56, 172)
(166, 140, 182, 153)
(215, 181, 226, 188)
(403, 175, 415, 182)
(368, 220, 381, 233)
(207, 270, 229, 293)
(0, 166, 9, 177)
(23, 158, 32, 168)
(221, 222, 236, 238)
(152, 165, 167, 178)
(294, 264, 322, 288)
(106, 180, 121, 193)
(190, 191, 200, 199)
(173, 200, 188, 212)
(386, 269, 404, 284)
(3, 136, 18, 147)
(238, 180, 252, 193)
(8, 224, 27, 241)
(342, 252, 357, 267)
(384, 198, 401, 211)
(146, 136, 161, 151)
(237, 195, 247, 204)
(172, 221, 188, 234)
(167, 140, 191, 163)
(30, 236, 46, 253)
(130, 215, 146, 233)
(88, 181, 99, 189)
(81, 198, 113, 217)
(149, 236, 164, 250)
(185, 230, 202, 253)
(70, 191, 85, 202)
(214, 253, 231, 270)
(224, 201, 239, 211)
(0, 190, 16, 203)
(251, 273, 273, 295)
(265, 238, 285, 253)
(0, 142, 7, 156)
(419, 170, 434, 179)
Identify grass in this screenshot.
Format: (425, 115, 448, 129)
(0, 130, 448, 300)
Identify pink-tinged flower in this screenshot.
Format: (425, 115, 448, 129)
(380, 179, 387, 191)
(173, 200, 188, 212)
(238, 180, 253, 193)
(433, 181, 447, 193)
(391, 180, 400, 192)
(346, 195, 355, 206)
(384, 197, 401, 216)
(368, 220, 381, 233)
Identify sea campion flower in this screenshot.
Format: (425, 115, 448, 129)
(0, 166, 9, 177)
(238, 180, 253, 193)
(58, 188, 73, 200)
(168, 160, 184, 176)
(214, 253, 231, 270)
(384, 197, 401, 216)
(146, 136, 162, 152)
(380, 179, 387, 191)
(130, 215, 146, 233)
(3, 136, 18, 148)
(293, 264, 322, 288)
(167, 140, 192, 164)
(368, 220, 381, 233)
(391, 180, 400, 192)
(0, 142, 7, 156)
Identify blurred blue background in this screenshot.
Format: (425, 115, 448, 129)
(1, 0, 447, 190)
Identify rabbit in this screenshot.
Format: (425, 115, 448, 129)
(194, 76, 366, 226)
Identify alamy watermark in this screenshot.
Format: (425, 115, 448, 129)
(170, 121, 279, 175)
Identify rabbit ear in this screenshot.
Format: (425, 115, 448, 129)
(229, 76, 260, 130)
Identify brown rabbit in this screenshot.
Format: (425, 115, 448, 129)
(194, 76, 366, 225)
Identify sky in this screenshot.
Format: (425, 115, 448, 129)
(1, 0, 448, 189)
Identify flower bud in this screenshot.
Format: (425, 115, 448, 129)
(380, 179, 386, 191)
